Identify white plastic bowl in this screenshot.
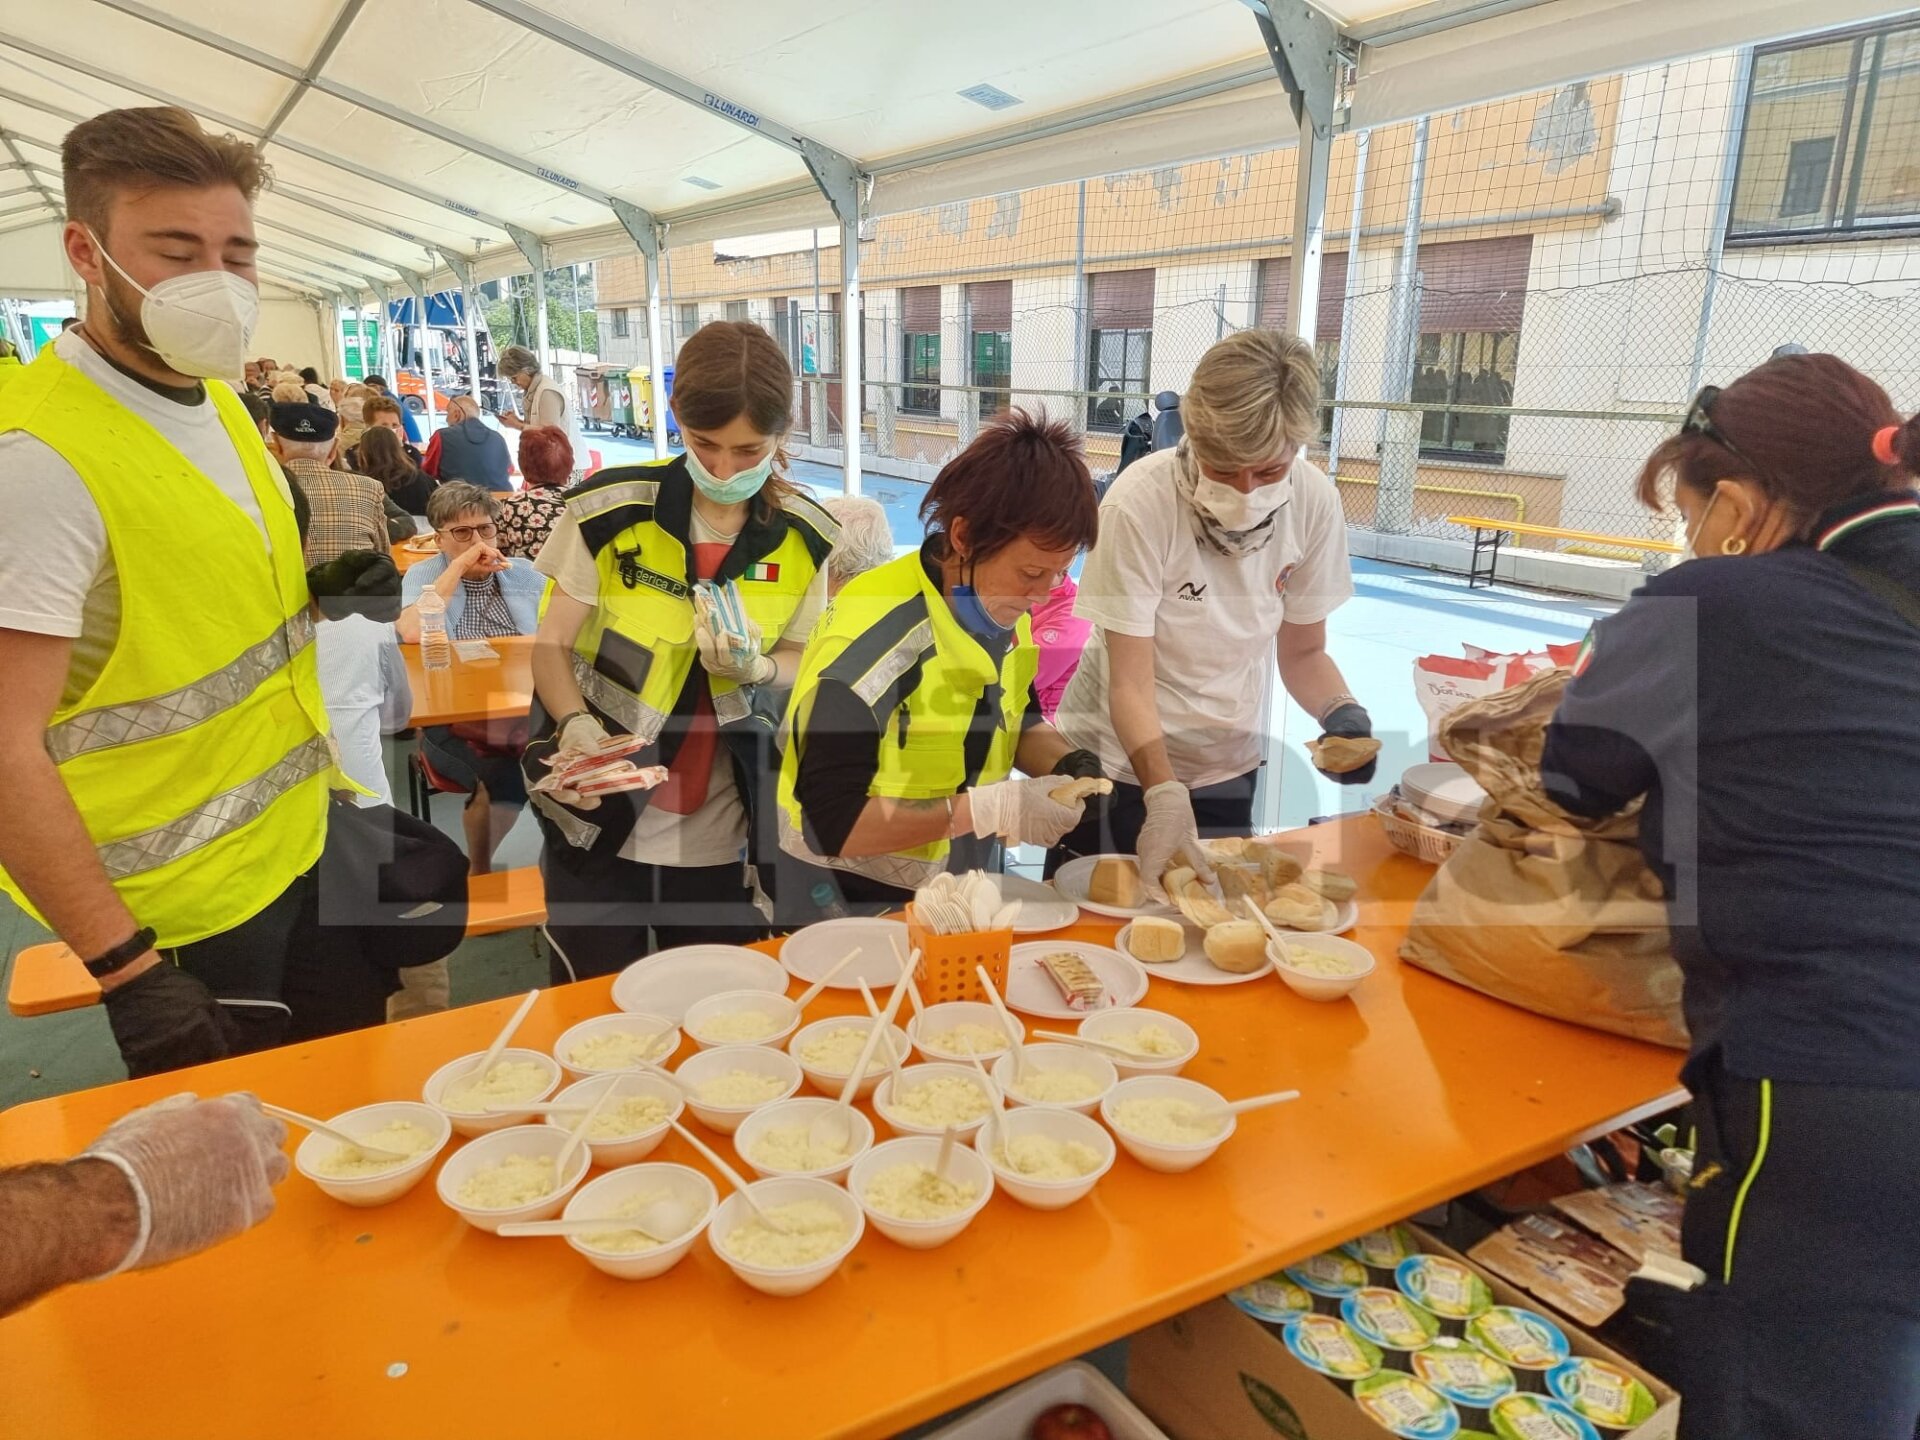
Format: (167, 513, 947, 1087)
(991, 1043, 1118, 1116)
(973, 1106, 1116, 1209)
(907, 1001, 1021, 1063)
(849, 1136, 994, 1248)
(787, 1017, 912, 1099)
(423, 1047, 563, 1137)
(551, 1012, 681, 1081)
(1101, 1075, 1238, 1173)
(1268, 933, 1377, 1002)
(293, 1101, 452, 1207)
(872, 1063, 1000, 1141)
(560, 1163, 717, 1280)
(435, 1124, 592, 1233)
(1075, 1007, 1200, 1079)
(732, 1097, 875, 1184)
(681, 989, 802, 1051)
(707, 1176, 865, 1297)
(672, 1044, 803, 1133)
(541, 1071, 684, 1168)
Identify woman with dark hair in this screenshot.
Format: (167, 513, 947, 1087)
(1538, 352, 1920, 1439)
(777, 409, 1105, 913)
(527, 321, 838, 979)
(356, 423, 435, 516)
(495, 423, 573, 558)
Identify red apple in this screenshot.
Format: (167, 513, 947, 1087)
(1030, 1402, 1113, 1440)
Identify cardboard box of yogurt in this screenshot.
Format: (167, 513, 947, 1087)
(1127, 1230, 1678, 1440)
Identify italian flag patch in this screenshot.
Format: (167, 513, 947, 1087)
(745, 561, 780, 582)
(1572, 629, 1597, 677)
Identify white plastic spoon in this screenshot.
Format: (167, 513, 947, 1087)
(932, 1123, 959, 1185)
(1242, 896, 1293, 970)
(975, 964, 1027, 1085)
(857, 977, 908, 1077)
(669, 1119, 791, 1233)
(261, 1103, 410, 1163)
(552, 1079, 617, 1177)
(813, 963, 911, 1151)
(461, 987, 540, 1086)
(791, 946, 864, 1011)
(1201, 1089, 1303, 1127)
(1030, 1028, 1146, 1060)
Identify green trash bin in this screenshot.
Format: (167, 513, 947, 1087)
(606, 370, 636, 437)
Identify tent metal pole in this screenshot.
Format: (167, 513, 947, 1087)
(632, 220, 671, 462)
(840, 212, 863, 497)
(404, 271, 438, 436)
(1327, 129, 1369, 480)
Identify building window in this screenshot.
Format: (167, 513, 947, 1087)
(724, 300, 749, 323)
(677, 303, 699, 346)
(611, 308, 630, 339)
(899, 286, 941, 415)
(1086, 270, 1154, 432)
(1730, 18, 1920, 242)
(1415, 331, 1518, 458)
(1255, 254, 1350, 442)
(967, 279, 1012, 420)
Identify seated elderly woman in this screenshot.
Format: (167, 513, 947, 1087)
(821, 494, 896, 595)
(398, 482, 550, 873)
(494, 424, 573, 558)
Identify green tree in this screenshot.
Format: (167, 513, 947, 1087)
(483, 266, 599, 360)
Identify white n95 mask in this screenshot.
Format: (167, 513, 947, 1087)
(1194, 474, 1288, 532)
(89, 227, 259, 379)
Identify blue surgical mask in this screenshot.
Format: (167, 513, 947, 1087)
(950, 559, 1014, 644)
(685, 441, 774, 504)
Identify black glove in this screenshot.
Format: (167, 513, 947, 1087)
(103, 964, 240, 1080)
(1315, 701, 1378, 786)
(1050, 748, 1107, 781)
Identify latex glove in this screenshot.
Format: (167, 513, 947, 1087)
(83, 1092, 290, 1276)
(1138, 781, 1217, 900)
(1314, 701, 1379, 787)
(967, 775, 1085, 849)
(693, 605, 774, 685)
(556, 711, 609, 755)
(102, 964, 239, 1080)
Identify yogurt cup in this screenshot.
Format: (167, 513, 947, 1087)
(1353, 1371, 1462, 1439)
(1487, 1393, 1601, 1440)
(1228, 1273, 1315, 1325)
(1396, 1254, 1494, 1330)
(1285, 1249, 1369, 1312)
(1342, 1222, 1419, 1281)
(1414, 1337, 1518, 1426)
(1343, 1286, 1442, 1367)
(1281, 1314, 1383, 1387)
(1545, 1358, 1659, 1433)
(1465, 1307, 1572, 1390)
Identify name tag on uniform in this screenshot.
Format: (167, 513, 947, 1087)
(617, 550, 689, 599)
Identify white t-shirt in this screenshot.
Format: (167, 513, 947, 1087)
(317, 614, 412, 806)
(0, 329, 290, 702)
(1055, 445, 1354, 788)
(537, 503, 828, 866)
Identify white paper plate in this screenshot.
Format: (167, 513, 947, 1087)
(1114, 921, 1272, 986)
(1051, 854, 1177, 920)
(990, 873, 1081, 934)
(610, 945, 789, 1022)
(1400, 762, 1487, 827)
(1004, 941, 1149, 1019)
(778, 917, 911, 990)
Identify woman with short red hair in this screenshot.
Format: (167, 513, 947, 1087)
(494, 424, 573, 558)
(776, 409, 1107, 914)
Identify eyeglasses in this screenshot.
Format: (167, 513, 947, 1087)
(439, 523, 497, 543)
(1681, 385, 1766, 479)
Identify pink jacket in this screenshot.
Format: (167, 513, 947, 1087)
(1030, 577, 1093, 723)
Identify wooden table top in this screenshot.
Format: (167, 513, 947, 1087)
(0, 817, 1684, 1440)
(402, 635, 535, 728)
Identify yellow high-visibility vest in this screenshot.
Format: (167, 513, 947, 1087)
(0, 354, 23, 391)
(777, 549, 1036, 891)
(0, 347, 339, 946)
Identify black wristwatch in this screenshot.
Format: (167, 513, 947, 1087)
(85, 927, 158, 980)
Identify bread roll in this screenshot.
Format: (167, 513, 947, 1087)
(1300, 868, 1358, 903)
(1203, 920, 1269, 974)
(1307, 735, 1382, 774)
(1160, 865, 1196, 898)
(1202, 837, 1253, 861)
(1258, 846, 1305, 890)
(1126, 915, 1187, 963)
(1265, 883, 1338, 931)
(1216, 863, 1268, 906)
(1174, 882, 1234, 930)
(1049, 777, 1114, 804)
(1088, 856, 1143, 907)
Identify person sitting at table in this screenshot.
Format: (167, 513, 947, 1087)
(526, 321, 838, 980)
(821, 493, 896, 596)
(776, 410, 1105, 916)
(1538, 352, 1920, 1440)
(270, 401, 386, 565)
(0, 1093, 288, 1317)
(398, 483, 546, 874)
(424, 393, 512, 493)
(494, 424, 572, 558)
(356, 424, 436, 518)
(349, 394, 423, 471)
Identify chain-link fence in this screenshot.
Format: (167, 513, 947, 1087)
(595, 19, 1920, 590)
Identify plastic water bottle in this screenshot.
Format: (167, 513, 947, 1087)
(418, 589, 451, 671)
(810, 882, 850, 920)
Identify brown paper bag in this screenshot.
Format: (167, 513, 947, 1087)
(1400, 668, 1688, 1048)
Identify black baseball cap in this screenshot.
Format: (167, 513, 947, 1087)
(270, 401, 339, 442)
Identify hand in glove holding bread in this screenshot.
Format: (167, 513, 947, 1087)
(1138, 781, 1217, 902)
(968, 776, 1087, 848)
(1308, 701, 1380, 785)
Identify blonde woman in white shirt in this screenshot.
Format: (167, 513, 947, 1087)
(1049, 329, 1373, 894)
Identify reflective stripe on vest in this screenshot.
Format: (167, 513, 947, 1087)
(0, 349, 334, 947)
(778, 550, 1037, 888)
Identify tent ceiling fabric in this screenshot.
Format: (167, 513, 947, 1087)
(0, 0, 1893, 302)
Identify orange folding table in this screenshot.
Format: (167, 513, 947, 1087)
(402, 634, 536, 728)
(0, 817, 1684, 1440)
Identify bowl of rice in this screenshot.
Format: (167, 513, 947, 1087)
(559, 1163, 717, 1280)
(786, 1017, 911, 1099)
(990, 1043, 1118, 1116)
(907, 1002, 1020, 1063)
(1075, 1007, 1199, 1078)
(435, 1124, 592, 1233)
(673, 1044, 803, 1133)
(972, 1105, 1116, 1209)
(872, 1063, 1000, 1141)
(423, 1047, 563, 1137)
(848, 1135, 994, 1248)
(732, 1097, 876, 1184)
(540, 1071, 684, 1167)
(293, 1100, 452, 1206)
(1100, 1075, 1237, 1173)
(1268, 933, 1376, 1003)
(708, 1175, 865, 1297)
(682, 990, 803, 1051)
(551, 1012, 681, 1080)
